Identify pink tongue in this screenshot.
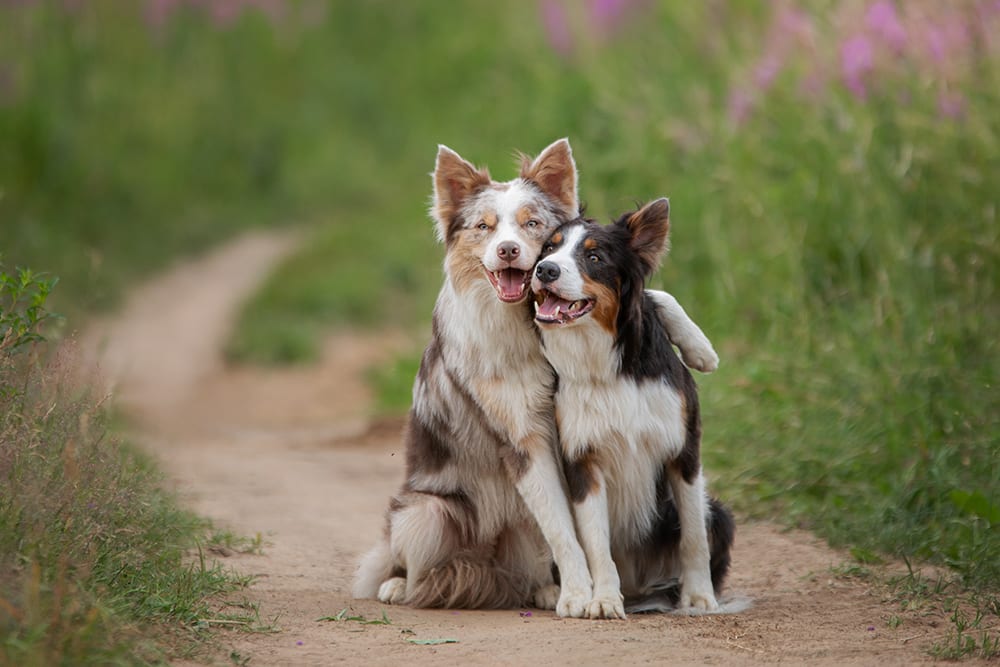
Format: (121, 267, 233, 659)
(537, 293, 573, 318)
(498, 269, 526, 297)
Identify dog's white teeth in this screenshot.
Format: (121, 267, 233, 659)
(571, 301, 580, 311)
(554, 305, 562, 316)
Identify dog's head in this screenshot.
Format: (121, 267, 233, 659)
(531, 198, 671, 335)
(431, 139, 579, 304)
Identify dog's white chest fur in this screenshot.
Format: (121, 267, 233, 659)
(543, 324, 686, 543)
(439, 280, 554, 439)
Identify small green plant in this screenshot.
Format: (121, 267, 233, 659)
(830, 562, 873, 581)
(207, 529, 266, 556)
(930, 607, 1000, 660)
(198, 598, 280, 635)
(0, 263, 58, 354)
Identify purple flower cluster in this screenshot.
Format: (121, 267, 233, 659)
(144, 0, 286, 29)
(540, 0, 647, 58)
(727, 0, 1000, 124)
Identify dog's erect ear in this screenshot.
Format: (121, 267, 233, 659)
(432, 145, 491, 243)
(625, 198, 671, 274)
(519, 138, 578, 218)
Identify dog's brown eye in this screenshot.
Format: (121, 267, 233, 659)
(589, 253, 600, 263)
(543, 243, 554, 254)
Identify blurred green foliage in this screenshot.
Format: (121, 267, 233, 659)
(0, 0, 997, 631)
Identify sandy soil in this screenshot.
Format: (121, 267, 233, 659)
(79, 232, 968, 666)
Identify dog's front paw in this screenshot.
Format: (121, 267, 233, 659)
(586, 589, 626, 620)
(556, 584, 592, 618)
(377, 577, 407, 605)
(678, 335, 719, 373)
(533, 584, 560, 610)
(680, 586, 719, 612)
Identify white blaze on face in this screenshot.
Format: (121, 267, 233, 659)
(468, 182, 541, 274)
(488, 185, 529, 265)
(532, 224, 599, 326)
(533, 224, 587, 299)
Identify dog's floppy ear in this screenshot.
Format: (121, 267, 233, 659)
(625, 198, 671, 275)
(432, 145, 491, 244)
(519, 138, 579, 218)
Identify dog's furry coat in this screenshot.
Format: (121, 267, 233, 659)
(353, 140, 595, 615)
(531, 200, 733, 618)
(353, 142, 723, 617)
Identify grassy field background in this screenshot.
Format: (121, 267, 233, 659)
(2, 0, 998, 660)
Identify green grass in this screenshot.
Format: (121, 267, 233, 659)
(0, 360, 255, 664)
(1, 272, 255, 664)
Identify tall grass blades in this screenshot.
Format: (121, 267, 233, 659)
(0, 270, 247, 664)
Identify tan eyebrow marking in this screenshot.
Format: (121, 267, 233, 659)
(551, 232, 563, 245)
(515, 207, 538, 224)
(584, 238, 597, 250)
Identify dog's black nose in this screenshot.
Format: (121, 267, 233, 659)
(497, 241, 520, 260)
(535, 261, 560, 283)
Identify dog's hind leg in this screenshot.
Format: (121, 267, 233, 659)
(386, 495, 464, 602)
(494, 520, 557, 609)
(352, 534, 397, 601)
(385, 493, 531, 609)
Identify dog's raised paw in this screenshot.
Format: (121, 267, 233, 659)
(533, 584, 560, 610)
(679, 339, 719, 373)
(377, 577, 407, 605)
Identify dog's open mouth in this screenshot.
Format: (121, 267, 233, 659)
(533, 289, 595, 324)
(486, 267, 531, 303)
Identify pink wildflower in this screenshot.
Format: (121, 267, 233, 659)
(937, 91, 965, 119)
(727, 88, 754, 125)
(921, 12, 971, 64)
(754, 54, 783, 89)
(840, 34, 874, 99)
(865, 1, 906, 53)
(590, 0, 632, 34)
(541, 0, 573, 57)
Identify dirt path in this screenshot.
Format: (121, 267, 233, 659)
(81, 232, 962, 666)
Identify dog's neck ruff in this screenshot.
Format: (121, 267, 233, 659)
(541, 322, 620, 384)
(438, 276, 542, 375)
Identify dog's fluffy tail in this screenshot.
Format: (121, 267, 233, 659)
(708, 496, 735, 594)
(406, 557, 532, 609)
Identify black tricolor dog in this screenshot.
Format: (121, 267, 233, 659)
(531, 198, 734, 618)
